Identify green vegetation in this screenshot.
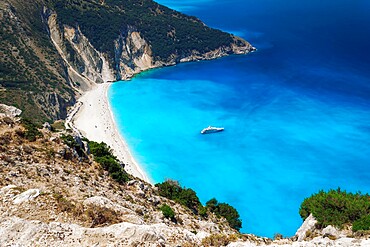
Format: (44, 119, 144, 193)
(155, 180, 202, 215)
(155, 180, 242, 231)
(20, 118, 43, 141)
(0, 0, 75, 122)
(160, 204, 176, 221)
(88, 141, 130, 184)
(60, 134, 85, 157)
(206, 198, 242, 231)
(51, 120, 65, 131)
(50, 0, 234, 61)
(352, 215, 370, 232)
(299, 188, 370, 231)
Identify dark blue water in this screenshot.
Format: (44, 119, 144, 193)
(110, 0, 370, 237)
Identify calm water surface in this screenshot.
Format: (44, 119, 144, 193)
(110, 0, 370, 237)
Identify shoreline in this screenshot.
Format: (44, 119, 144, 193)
(72, 83, 151, 183)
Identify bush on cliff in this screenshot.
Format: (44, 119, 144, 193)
(206, 198, 242, 231)
(352, 215, 370, 232)
(155, 180, 242, 231)
(160, 204, 176, 222)
(88, 141, 130, 184)
(20, 118, 42, 141)
(155, 180, 202, 215)
(60, 134, 85, 157)
(299, 188, 370, 231)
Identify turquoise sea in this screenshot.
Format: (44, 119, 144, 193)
(109, 0, 370, 237)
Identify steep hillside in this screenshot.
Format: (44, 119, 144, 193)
(0, 0, 75, 123)
(0, 0, 254, 123)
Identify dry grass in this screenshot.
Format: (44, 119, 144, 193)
(86, 205, 121, 227)
(201, 233, 239, 247)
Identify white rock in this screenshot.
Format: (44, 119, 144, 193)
(295, 214, 317, 241)
(13, 189, 40, 204)
(322, 225, 341, 238)
(0, 104, 22, 117)
(0, 217, 200, 246)
(0, 185, 17, 195)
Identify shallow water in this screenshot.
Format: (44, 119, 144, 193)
(110, 0, 370, 237)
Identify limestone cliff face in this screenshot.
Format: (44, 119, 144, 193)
(44, 10, 255, 87)
(114, 27, 159, 80)
(44, 9, 115, 92)
(45, 10, 154, 85)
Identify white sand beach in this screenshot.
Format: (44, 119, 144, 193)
(72, 83, 150, 183)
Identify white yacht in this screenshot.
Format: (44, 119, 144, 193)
(201, 126, 224, 134)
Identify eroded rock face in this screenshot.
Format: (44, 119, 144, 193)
(295, 214, 317, 241)
(45, 10, 115, 91)
(114, 27, 157, 80)
(44, 10, 256, 89)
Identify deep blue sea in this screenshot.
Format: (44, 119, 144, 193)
(109, 0, 370, 237)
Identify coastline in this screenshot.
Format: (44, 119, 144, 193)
(67, 44, 255, 186)
(72, 83, 151, 183)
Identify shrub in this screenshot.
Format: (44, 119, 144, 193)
(299, 188, 370, 230)
(156, 180, 242, 231)
(155, 180, 202, 214)
(53, 192, 75, 213)
(273, 233, 283, 240)
(160, 204, 175, 221)
(206, 198, 242, 231)
(198, 205, 208, 218)
(51, 120, 65, 131)
(88, 141, 130, 184)
(352, 214, 370, 232)
(86, 205, 120, 227)
(61, 134, 84, 157)
(21, 118, 42, 141)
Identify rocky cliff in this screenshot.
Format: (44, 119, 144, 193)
(0, 0, 255, 123)
(0, 0, 76, 122)
(0, 116, 369, 246)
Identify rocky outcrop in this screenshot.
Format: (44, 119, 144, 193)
(0, 104, 22, 118)
(178, 36, 254, 63)
(44, 9, 115, 92)
(0, 217, 203, 247)
(0, 117, 238, 246)
(295, 213, 317, 241)
(114, 27, 158, 80)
